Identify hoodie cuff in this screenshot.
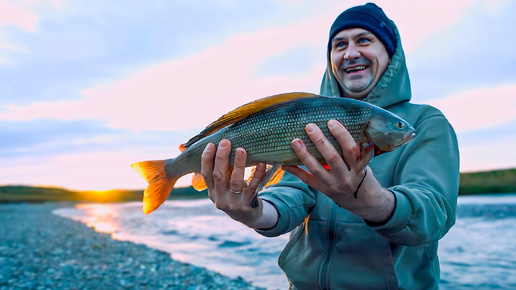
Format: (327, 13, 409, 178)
(367, 188, 411, 234)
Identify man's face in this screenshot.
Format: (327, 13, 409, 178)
(330, 28, 390, 100)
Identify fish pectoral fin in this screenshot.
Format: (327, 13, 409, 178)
(249, 163, 282, 208)
(355, 142, 375, 173)
(192, 172, 207, 191)
(182, 92, 318, 148)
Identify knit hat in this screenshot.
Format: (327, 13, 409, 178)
(328, 3, 397, 57)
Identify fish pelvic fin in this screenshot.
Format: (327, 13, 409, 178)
(192, 172, 207, 191)
(304, 214, 310, 236)
(248, 164, 284, 187)
(131, 160, 177, 215)
(249, 163, 283, 208)
(182, 92, 318, 149)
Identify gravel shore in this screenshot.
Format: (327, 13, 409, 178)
(0, 203, 264, 290)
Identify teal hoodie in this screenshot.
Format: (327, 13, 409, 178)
(256, 24, 460, 289)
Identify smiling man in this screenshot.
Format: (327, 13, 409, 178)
(202, 3, 460, 289)
(330, 27, 391, 98)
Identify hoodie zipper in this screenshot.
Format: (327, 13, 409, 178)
(319, 204, 336, 289)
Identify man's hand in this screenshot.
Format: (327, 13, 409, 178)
(201, 139, 276, 228)
(283, 120, 395, 223)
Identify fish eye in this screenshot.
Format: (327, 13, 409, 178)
(395, 122, 404, 129)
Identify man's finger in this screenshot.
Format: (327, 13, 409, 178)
(229, 148, 247, 193)
(327, 119, 360, 172)
(291, 137, 330, 180)
(201, 143, 216, 190)
(213, 139, 231, 192)
(283, 165, 325, 193)
(304, 122, 349, 175)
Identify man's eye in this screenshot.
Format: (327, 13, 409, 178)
(334, 42, 346, 49)
(358, 38, 370, 44)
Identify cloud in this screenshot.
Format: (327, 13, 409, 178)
(428, 84, 516, 132)
(0, 11, 332, 131)
(406, 0, 516, 103)
(380, 0, 510, 52)
(1, 0, 491, 131)
(0, 145, 199, 190)
(0, 149, 146, 190)
(0, 0, 39, 32)
(460, 134, 516, 172)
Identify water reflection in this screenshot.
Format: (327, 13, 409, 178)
(63, 203, 122, 236)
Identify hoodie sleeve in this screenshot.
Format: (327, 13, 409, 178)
(254, 171, 317, 237)
(368, 108, 460, 246)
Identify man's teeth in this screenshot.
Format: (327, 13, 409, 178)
(344, 65, 366, 73)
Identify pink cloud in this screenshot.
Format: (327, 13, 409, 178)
(429, 84, 516, 132)
(0, 0, 39, 32)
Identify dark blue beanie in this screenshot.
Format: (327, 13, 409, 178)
(328, 3, 397, 57)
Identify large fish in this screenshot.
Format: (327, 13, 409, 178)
(132, 92, 415, 214)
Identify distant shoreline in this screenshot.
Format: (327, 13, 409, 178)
(1, 168, 515, 203)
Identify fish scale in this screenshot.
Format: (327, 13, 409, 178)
(131, 93, 415, 214)
(218, 97, 371, 166)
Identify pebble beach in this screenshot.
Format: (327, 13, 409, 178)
(0, 203, 264, 290)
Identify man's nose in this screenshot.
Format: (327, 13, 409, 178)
(344, 43, 360, 60)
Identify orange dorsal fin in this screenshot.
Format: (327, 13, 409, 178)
(179, 143, 188, 152)
(182, 92, 318, 148)
(192, 172, 207, 191)
(247, 164, 284, 187)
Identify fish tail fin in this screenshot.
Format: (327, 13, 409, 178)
(131, 159, 177, 214)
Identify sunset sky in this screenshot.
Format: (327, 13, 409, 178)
(1, 0, 515, 191)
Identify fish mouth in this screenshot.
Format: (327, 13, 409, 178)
(400, 130, 416, 145)
(403, 131, 416, 143)
(343, 64, 369, 74)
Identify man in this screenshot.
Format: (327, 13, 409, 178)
(201, 3, 459, 289)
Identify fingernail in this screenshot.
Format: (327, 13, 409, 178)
(235, 148, 244, 157)
(219, 139, 228, 148)
(292, 139, 302, 149)
(328, 119, 338, 128)
(305, 123, 315, 133)
(203, 144, 210, 151)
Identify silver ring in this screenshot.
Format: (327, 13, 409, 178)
(229, 188, 241, 194)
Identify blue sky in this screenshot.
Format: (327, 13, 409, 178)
(1, 0, 515, 190)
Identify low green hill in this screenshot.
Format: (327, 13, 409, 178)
(0, 185, 206, 203)
(459, 168, 516, 195)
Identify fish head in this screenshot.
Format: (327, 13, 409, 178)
(365, 111, 416, 154)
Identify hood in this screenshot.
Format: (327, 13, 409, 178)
(320, 21, 411, 109)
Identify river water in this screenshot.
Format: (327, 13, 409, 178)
(54, 194, 516, 289)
